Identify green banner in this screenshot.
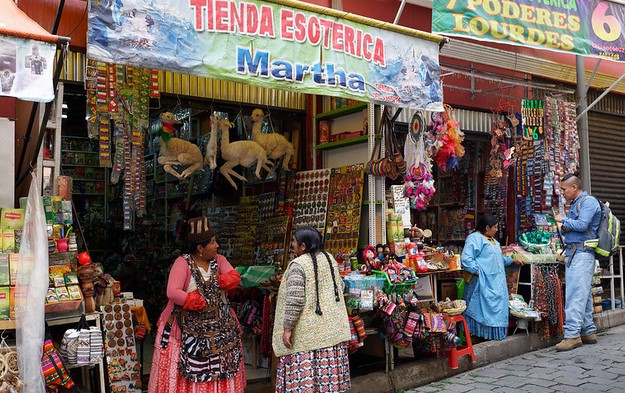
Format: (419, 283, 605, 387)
(433, 0, 625, 62)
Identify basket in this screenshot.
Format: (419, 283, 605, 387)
(371, 270, 417, 294)
(434, 298, 466, 316)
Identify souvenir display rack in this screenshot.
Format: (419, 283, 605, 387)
(324, 164, 365, 256)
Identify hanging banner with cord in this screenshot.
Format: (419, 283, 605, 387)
(0, 37, 56, 102)
(87, 0, 444, 110)
(433, 0, 625, 62)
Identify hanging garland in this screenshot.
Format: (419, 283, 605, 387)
(404, 111, 435, 210)
(427, 105, 465, 172)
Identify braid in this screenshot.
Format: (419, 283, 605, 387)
(311, 252, 323, 315)
(322, 250, 341, 302)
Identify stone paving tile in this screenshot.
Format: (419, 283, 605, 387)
(527, 378, 558, 388)
(464, 367, 510, 379)
(410, 386, 442, 392)
(431, 382, 473, 392)
(455, 382, 497, 391)
(553, 376, 586, 386)
(559, 364, 590, 375)
(491, 387, 521, 393)
(521, 384, 555, 393)
(588, 368, 620, 380)
(584, 375, 618, 385)
(578, 382, 614, 392)
(464, 375, 499, 384)
(496, 376, 528, 388)
(547, 370, 585, 381)
(551, 383, 590, 393)
(405, 324, 625, 392)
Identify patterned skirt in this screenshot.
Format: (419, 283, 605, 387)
(147, 319, 246, 393)
(275, 343, 351, 393)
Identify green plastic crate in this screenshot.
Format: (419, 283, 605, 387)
(371, 270, 417, 294)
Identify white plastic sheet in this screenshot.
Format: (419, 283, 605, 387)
(17, 173, 49, 393)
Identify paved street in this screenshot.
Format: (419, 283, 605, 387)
(406, 324, 625, 393)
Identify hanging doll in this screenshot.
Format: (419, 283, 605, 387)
(93, 263, 115, 307)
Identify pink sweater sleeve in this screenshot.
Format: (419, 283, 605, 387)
(217, 254, 241, 290)
(166, 257, 190, 306)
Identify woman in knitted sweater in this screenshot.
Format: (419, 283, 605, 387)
(148, 216, 245, 393)
(272, 226, 351, 393)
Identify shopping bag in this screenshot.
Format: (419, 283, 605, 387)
(42, 327, 78, 391)
(60, 314, 103, 366)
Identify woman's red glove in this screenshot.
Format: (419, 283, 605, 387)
(218, 269, 241, 291)
(183, 291, 206, 311)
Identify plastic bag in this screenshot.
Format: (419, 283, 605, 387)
(456, 279, 465, 300)
(18, 174, 50, 393)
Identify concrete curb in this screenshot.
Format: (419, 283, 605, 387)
(350, 309, 625, 393)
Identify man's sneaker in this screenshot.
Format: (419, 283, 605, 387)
(581, 333, 598, 344)
(555, 337, 583, 352)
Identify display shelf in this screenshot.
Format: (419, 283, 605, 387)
(436, 202, 464, 207)
(61, 164, 102, 168)
(72, 192, 105, 196)
(0, 320, 16, 330)
(315, 135, 368, 151)
(63, 150, 98, 154)
(315, 102, 368, 120)
(72, 178, 104, 182)
(362, 199, 385, 205)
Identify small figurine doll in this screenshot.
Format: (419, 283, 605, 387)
(376, 244, 385, 262)
(361, 245, 376, 274)
(386, 267, 399, 284)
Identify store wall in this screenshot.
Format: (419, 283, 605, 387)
(0, 118, 15, 207)
(14, 101, 40, 202)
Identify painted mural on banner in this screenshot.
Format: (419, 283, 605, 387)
(87, 0, 443, 110)
(0, 37, 56, 102)
(433, 0, 625, 62)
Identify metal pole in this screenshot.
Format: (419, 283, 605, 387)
(576, 55, 592, 192)
(394, 0, 407, 24)
(576, 72, 625, 121)
(15, 0, 66, 185)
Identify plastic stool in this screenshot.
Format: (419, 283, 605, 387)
(446, 315, 476, 369)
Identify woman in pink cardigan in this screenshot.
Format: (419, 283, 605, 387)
(148, 217, 245, 393)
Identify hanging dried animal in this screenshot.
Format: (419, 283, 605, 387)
(250, 108, 295, 170)
(157, 112, 207, 180)
(217, 117, 274, 190)
(204, 114, 219, 170)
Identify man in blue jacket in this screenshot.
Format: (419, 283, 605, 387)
(554, 172, 601, 351)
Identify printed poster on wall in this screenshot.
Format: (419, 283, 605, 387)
(0, 36, 55, 102)
(87, 0, 444, 110)
(433, 0, 625, 62)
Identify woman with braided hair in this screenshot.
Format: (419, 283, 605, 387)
(272, 226, 351, 393)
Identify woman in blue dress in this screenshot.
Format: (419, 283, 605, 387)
(461, 213, 523, 340)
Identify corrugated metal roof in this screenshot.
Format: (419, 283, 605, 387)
(391, 107, 491, 133)
(441, 40, 625, 95)
(60, 51, 306, 110)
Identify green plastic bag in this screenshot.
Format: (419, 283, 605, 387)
(456, 279, 465, 300)
(235, 266, 275, 288)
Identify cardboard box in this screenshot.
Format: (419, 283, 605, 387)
(0, 287, 9, 320)
(13, 229, 22, 253)
(440, 282, 458, 301)
(9, 254, 19, 286)
(0, 209, 24, 231)
(2, 231, 14, 253)
(0, 254, 9, 286)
